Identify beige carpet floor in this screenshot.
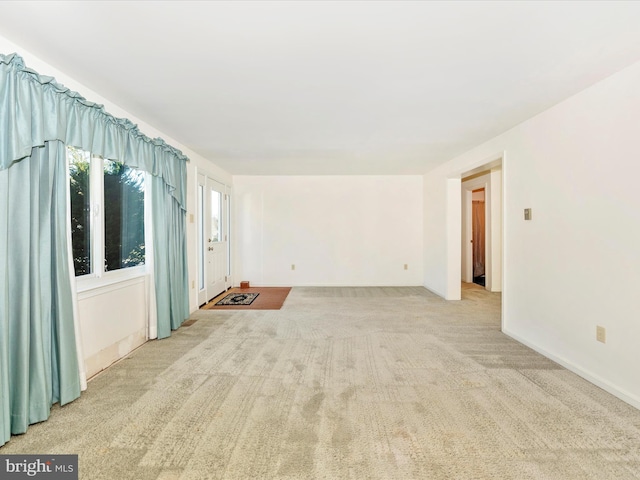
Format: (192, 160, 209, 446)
(2, 285, 640, 479)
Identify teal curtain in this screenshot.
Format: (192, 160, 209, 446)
(152, 176, 189, 339)
(0, 141, 81, 445)
(1, 53, 189, 446)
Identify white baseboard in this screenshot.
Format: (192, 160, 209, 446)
(503, 328, 640, 411)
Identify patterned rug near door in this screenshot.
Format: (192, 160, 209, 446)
(215, 292, 259, 306)
(203, 287, 292, 310)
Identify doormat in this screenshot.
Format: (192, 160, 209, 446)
(215, 292, 260, 306)
(203, 287, 291, 311)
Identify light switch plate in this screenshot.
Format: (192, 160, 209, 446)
(524, 208, 532, 220)
(596, 325, 606, 343)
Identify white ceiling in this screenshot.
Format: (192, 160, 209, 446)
(2, 1, 640, 175)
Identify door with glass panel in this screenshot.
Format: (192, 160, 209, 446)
(197, 176, 229, 304)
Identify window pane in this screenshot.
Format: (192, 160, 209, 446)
(211, 189, 221, 242)
(226, 194, 231, 276)
(198, 183, 204, 290)
(104, 160, 145, 271)
(68, 147, 92, 276)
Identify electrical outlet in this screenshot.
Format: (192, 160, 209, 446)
(291, 264, 295, 271)
(596, 325, 606, 343)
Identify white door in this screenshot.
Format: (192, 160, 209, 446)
(197, 175, 231, 305)
(206, 179, 227, 301)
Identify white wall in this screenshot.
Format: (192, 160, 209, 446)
(488, 168, 502, 292)
(423, 59, 640, 408)
(0, 35, 231, 374)
(234, 176, 424, 286)
(78, 278, 147, 378)
(424, 176, 461, 298)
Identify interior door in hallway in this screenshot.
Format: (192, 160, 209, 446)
(472, 188, 486, 286)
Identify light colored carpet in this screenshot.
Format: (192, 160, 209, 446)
(3, 285, 640, 479)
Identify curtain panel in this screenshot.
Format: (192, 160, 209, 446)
(152, 176, 190, 339)
(0, 141, 81, 443)
(0, 53, 190, 446)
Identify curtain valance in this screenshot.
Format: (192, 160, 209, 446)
(0, 53, 187, 209)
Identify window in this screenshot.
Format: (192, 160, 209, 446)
(68, 148, 92, 276)
(210, 188, 221, 242)
(103, 160, 145, 271)
(68, 147, 145, 278)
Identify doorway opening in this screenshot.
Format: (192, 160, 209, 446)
(449, 155, 503, 328)
(460, 162, 502, 294)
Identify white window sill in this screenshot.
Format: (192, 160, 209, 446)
(75, 266, 148, 296)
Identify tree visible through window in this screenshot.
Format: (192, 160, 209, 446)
(68, 147, 91, 276)
(68, 147, 145, 277)
(103, 160, 145, 271)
